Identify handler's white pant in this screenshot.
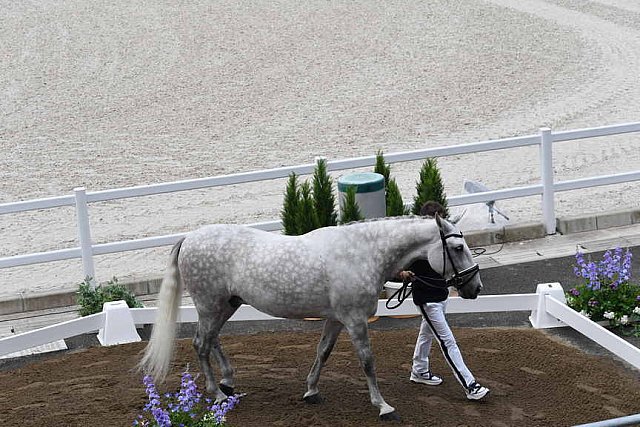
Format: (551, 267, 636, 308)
(412, 300, 476, 389)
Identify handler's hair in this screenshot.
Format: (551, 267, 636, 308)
(420, 201, 445, 218)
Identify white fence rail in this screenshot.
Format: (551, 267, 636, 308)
(1, 283, 639, 371)
(1, 122, 639, 283)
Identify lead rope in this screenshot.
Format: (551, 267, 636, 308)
(384, 274, 449, 310)
(385, 278, 413, 310)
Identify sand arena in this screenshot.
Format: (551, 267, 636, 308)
(1, 0, 640, 295)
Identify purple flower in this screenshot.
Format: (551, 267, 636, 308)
(588, 299, 599, 307)
(143, 376, 171, 427)
(569, 288, 580, 296)
(574, 252, 587, 278)
(151, 407, 171, 427)
(176, 371, 201, 414)
(135, 369, 242, 427)
(209, 394, 241, 424)
(586, 262, 600, 290)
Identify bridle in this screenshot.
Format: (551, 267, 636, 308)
(438, 229, 480, 290)
(385, 227, 480, 309)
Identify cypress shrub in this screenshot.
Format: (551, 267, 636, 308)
(340, 186, 364, 224)
(375, 150, 409, 216)
(386, 178, 408, 216)
(374, 150, 392, 210)
(312, 158, 338, 228)
(281, 172, 302, 235)
(412, 158, 449, 217)
(297, 181, 319, 234)
(374, 150, 391, 191)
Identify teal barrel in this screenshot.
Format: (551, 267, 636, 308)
(337, 172, 385, 219)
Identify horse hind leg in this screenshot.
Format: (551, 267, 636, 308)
(193, 300, 238, 402)
(343, 320, 399, 421)
(303, 319, 343, 404)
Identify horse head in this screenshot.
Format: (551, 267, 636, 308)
(426, 213, 483, 299)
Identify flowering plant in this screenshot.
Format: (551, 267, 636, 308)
(566, 247, 640, 336)
(133, 368, 241, 427)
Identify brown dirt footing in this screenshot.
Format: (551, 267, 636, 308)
(1, 327, 639, 427)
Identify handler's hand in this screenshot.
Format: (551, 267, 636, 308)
(398, 271, 415, 282)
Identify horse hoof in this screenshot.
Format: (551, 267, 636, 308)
(219, 383, 234, 396)
(303, 393, 324, 404)
(379, 411, 401, 422)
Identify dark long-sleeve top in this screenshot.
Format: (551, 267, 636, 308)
(408, 259, 449, 305)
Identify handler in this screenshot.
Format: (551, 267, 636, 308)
(398, 201, 490, 401)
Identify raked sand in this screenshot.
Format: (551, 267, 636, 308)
(1, 0, 640, 297)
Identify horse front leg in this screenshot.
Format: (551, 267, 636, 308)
(344, 320, 399, 422)
(303, 319, 343, 404)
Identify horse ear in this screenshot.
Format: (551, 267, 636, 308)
(449, 209, 467, 225)
(435, 212, 453, 232)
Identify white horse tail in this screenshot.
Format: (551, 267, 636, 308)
(140, 238, 185, 381)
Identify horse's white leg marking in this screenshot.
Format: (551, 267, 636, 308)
(193, 301, 237, 402)
(304, 319, 343, 400)
(344, 320, 395, 417)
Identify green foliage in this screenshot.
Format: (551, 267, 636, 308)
(76, 276, 143, 316)
(281, 172, 301, 235)
(312, 158, 338, 228)
(340, 186, 364, 224)
(297, 181, 319, 234)
(375, 150, 408, 216)
(386, 178, 408, 216)
(412, 158, 449, 217)
(374, 150, 391, 191)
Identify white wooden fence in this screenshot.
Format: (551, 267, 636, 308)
(1, 122, 640, 285)
(1, 282, 639, 372)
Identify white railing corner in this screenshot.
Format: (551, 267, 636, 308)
(529, 282, 566, 328)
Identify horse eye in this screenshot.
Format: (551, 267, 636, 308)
(455, 245, 464, 252)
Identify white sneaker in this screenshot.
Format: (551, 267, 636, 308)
(465, 381, 490, 400)
(410, 370, 443, 386)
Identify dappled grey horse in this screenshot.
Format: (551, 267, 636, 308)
(141, 215, 483, 421)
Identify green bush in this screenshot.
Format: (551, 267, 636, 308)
(339, 186, 364, 224)
(77, 277, 143, 316)
(312, 158, 338, 228)
(281, 160, 337, 235)
(412, 158, 449, 217)
(281, 172, 301, 235)
(374, 150, 391, 198)
(386, 178, 409, 216)
(375, 150, 408, 217)
(297, 181, 319, 234)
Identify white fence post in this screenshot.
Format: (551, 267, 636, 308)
(74, 187, 96, 286)
(540, 127, 556, 234)
(97, 300, 141, 346)
(529, 282, 566, 328)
